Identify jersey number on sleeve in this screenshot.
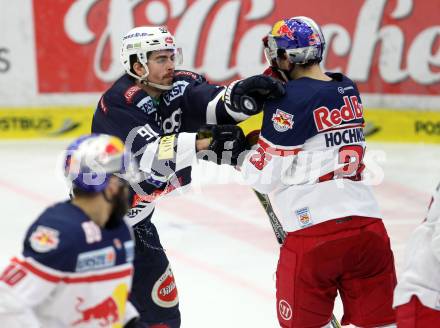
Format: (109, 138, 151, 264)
(319, 145, 365, 182)
(0, 263, 27, 286)
(249, 146, 272, 170)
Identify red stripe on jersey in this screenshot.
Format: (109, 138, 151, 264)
(132, 176, 184, 206)
(12, 257, 61, 283)
(63, 268, 132, 283)
(258, 138, 301, 156)
(12, 258, 132, 283)
(319, 123, 365, 133)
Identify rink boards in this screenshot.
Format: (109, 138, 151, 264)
(0, 106, 439, 143)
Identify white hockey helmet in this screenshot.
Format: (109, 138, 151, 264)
(120, 26, 183, 89)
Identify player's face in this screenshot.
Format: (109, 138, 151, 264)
(147, 50, 175, 86)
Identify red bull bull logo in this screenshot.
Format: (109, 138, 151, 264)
(277, 24, 295, 40)
(29, 226, 60, 253)
(105, 137, 124, 155)
(271, 20, 295, 40)
(299, 214, 310, 225)
(272, 109, 294, 132)
(72, 296, 119, 326)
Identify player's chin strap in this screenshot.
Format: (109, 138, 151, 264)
(276, 67, 291, 82)
(140, 79, 173, 91)
(127, 69, 173, 91)
(139, 61, 173, 91)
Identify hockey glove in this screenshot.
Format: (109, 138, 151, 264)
(197, 125, 246, 166)
(224, 75, 285, 115)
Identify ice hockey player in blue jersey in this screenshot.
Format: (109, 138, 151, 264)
(0, 134, 147, 328)
(91, 25, 284, 328)
(237, 17, 397, 328)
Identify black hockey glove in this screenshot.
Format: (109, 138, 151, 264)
(197, 125, 246, 166)
(224, 75, 285, 115)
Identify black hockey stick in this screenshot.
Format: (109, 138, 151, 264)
(253, 190, 286, 244)
(253, 189, 342, 328)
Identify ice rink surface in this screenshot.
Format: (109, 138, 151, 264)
(1, 140, 440, 327)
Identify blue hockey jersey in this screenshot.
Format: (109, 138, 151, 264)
(92, 71, 247, 226)
(0, 201, 137, 327)
(241, 73, 381, 232)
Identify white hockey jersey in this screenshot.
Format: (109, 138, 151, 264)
(241, 73, 381, 233)
(393, 182, 440, 310)
(0, 201, 137, 327)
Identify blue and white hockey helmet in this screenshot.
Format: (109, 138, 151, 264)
(64, 134, 140, 193)
(264, 16, 325, 66)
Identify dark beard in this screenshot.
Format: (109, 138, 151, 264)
(105, 186, 129, 229)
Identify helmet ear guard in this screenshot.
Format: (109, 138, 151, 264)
(262, 36, 290, 82)
(262, 36, 277, 68)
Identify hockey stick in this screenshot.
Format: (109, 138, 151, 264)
(253, 189, 342, 328)
(253, 190, 286, 244)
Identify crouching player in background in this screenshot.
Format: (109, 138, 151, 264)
(393, 182, 440, 326)
(0, 134, 147, 328)
(237, 17, 397, 327)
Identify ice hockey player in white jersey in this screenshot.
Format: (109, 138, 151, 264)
(237, 17, 397, 327)
(393, 182, 440, 326)
(0, 134, 146, 328)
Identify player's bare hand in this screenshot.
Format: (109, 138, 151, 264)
(195, 138, 211, 151)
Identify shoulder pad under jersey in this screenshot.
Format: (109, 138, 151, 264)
(105, 74, 148, 105)
(173, 70, 206, 84)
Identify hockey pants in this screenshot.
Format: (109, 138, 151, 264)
(129, 220, 181, 328)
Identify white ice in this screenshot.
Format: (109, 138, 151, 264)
(0, 140, 439, 327)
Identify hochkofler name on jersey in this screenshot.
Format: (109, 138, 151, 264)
(324, 127, 365, 147)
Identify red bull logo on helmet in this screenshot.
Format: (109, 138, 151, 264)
(106, 137, 124, 155)
(272, 109, 294, 132)
(272, 20, 295, 40)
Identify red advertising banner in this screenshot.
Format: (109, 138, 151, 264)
(33, 0, 440, 95)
